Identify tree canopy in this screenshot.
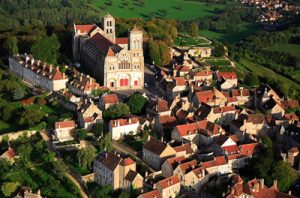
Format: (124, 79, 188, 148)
(4, 36, 18, 55)
(127, 93, 148, 115)
(77, 146, 97, 170)
(103, 103, 130, 120)
(187, 22, 199, 37)
(30, 34, 60, 64)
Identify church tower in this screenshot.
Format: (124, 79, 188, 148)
(102, 14, 115, 43)
(129, 26, 143, 52)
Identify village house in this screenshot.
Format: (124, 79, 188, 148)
(192, 88, 227, 107)
(230, 114, 273, 138)
(172, 120, 223, 146)
(99, 93, 119, 110)
(227, 143, 258, 169)
(9, 54, 68, 91)
(154, 175, 181, 198)
(182, 166, 209, 193)
(73, 14, 144, 90)
(166, 77, 189, 100)
(15, 187, 42, 198)
(227, 177, 295, 198)
(77, 100, 102, 130)
(93, 151, 143, 190)
(138, 189, 162, 198)
(206, 105, 238, 126)
(161, 156, 186, 178)
(147, 98, 171, 116)
(68, 72, 105, 96)
(173, 65, 190, 77)
(173, 159, 198, 182)
(54, 120, 76, 142)
(109, 116, 140, 140)
(202, 156, 231, 175)
(189, 70, 213, 82)
(222, 87, 251, 106)
(143, 137, 176, 170)
(0, 146, 16, 162)
(215, 72, 238, 90)
(255, 84, 281, 108)
(172, 142, 196, 157)
(262, 97, 285, 119)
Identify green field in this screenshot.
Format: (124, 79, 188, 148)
(268, 43, 300, 58)
(93, 0, 224, 20)
(204, 58, 231, 66)
(174, 35, 211, 46)
(240, 59, 300, 93)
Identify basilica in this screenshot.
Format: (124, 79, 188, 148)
(73, 14, 144, 89)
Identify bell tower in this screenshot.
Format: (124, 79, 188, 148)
(129, 25, 143, 51)
(102, 14, 115, 43)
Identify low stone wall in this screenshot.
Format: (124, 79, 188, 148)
(81, 173, 95, 184)
(0, 130, 37, 142)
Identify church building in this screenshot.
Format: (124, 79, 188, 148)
(73, 14, 144, 90)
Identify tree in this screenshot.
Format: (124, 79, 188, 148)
(77, 146, 97, 169)
(148, 39, 160, 65)
(1, 182, 19, 197)
(74, 129, 88, 140)
(103, 103, 130, 120)
(13, 86, 26, 100)
(4, 36, 18, 55)
(187, 22, 199, 38)
(16, 144, 33, 162)
(244, 73, 259, 87)
(99, 133, 113, 152)
(18, 108, 45, 127)
(30, 34, 60, 64)
(127, 93, 148, 115)
(214, 45, 225, 57)
(272, 161, 297, 192)
(1, 104, 16, 121)
(91, 88, 109, 97)
(91, 184, 113, 198)
(91, 123, 103, 138)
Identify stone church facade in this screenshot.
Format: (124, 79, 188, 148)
(73, 14, 144, 90)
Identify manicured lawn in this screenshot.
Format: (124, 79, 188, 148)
(268, 43, 300, 58)
(204, 58, 231, 66)
(92, 0, 225, 20)
(174, 35, 211, 46)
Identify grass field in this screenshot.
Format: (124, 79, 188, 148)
(93, 0, 224, 20)
(240, 59, 300, 92)
(268, 43, 300, 58)
(204, 58, 231, 66)
(174, 35, 211, 46)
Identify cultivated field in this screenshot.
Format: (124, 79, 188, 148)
(93, 0, 224, 20)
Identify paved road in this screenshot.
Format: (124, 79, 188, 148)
(40, 131, 89, 198)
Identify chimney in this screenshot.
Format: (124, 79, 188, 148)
(254, 183, 259, 192)
(37, 60, 41, 66)
(201, 169, 205, 176)
(161, 136, 164, 142)
(259, 179, 264, 189)
(63, 72, 66, 79)
(105, 152, 108, 158)
(145, 171, 148, 177)
(31, 58, 35, 65)
(25, 55, 30, 63)
(128, 118, 131, 124)
(273, 179, 278, 189)
(147, 135, 151, 142)
(37, 189, 41, 195)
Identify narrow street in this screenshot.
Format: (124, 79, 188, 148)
(112, 141, 155, 173)
(40, 131, 89, 198)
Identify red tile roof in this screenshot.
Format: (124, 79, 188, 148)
(110, 117, 139, 127)
(178, 160, 197, 173)
(51, 66, 66, 80)
(284, 113, 299, 121)
(166, 156, 186, 169)
(74, 24, 96, 34)
(139, 189, 162, 198)
(217, 72, 237, 80)
(280, 100, 299, 110)
(159, 115, 178, 127)
(55, 120, 75, 129)
(107, 47, 115, 56)
(157, 98, 170, 112)
(202, 156, 227, 168)
(115, 37, 128, 45)
(222, 145, 240, 154)
(120, 157, 135, 166)
(195, 70, 212, 77)
(196, 90, 214, 104)
(176, 122, 199, 136)
(102, 94, 119, 104)
(157, 175, 180, 189)
(212, 105, 235, 114)
(175, 77, 186, 86)
(240, 143, 258, 156)
(173, 143, 194, 154)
